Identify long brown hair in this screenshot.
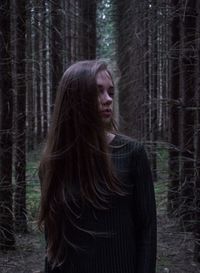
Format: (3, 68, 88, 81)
(38, 60, 125, 267)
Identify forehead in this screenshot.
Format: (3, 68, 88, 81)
(96, 70, 113, 86)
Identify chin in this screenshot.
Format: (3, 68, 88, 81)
(102, 118, 112, 129)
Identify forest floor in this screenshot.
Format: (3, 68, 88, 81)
(1, 196, 199, 273)
(0, 149, 200, 273)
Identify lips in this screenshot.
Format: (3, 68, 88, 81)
(100, 109, 112, 118)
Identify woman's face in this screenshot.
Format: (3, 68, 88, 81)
(96, 70, 114, 127)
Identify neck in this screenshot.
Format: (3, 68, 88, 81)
(106, 132, 115, 144)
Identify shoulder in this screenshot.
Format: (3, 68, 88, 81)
(112, 133, 145, 152)
(111, 133, 151, 163)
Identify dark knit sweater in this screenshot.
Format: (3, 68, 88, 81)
(45, 134, 157, 273)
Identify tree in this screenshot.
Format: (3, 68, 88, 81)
(168, 0, 181, 215)
(51, 0, 64, 108)
(149, 0, 158, 182)
(79, 0, 96, 59)
(179, 0, 197, 230)
(42, 0, 49, 139)
(14, 0, 27, 233)
(193, 0, 200, 262)
(26, 0, 35, 151)
(0, 0, 15, 249)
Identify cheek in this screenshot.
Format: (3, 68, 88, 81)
(98, 95, 103, 107)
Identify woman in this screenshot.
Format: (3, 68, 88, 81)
(38, 60, 157, 273)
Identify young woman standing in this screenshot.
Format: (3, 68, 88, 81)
(38, 60, 157, 273)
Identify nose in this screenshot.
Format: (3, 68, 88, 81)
(101, 91, 112, 105)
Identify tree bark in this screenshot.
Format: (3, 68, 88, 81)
(80, 0, 96, 59)
(180, 0, 197, 230)
(0, 0, 15, 249)
(42, 0, 48, 139)
(193, 0, 200, 262)
(51, 0, 63, 109)
(168, 0, 181, 215)
(26, 0, 35, 151)
(35, 1, 42, 144)
(14, 0, 27, 233)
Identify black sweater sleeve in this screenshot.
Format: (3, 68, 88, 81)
(133, 144, 157, 273)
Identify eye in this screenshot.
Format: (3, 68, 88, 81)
(97, 85, 104, 94)
(108, 88, 114, 97)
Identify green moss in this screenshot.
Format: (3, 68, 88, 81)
(26, 150, 41, 221)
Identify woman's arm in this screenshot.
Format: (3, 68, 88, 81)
(133, 144, 157, 273)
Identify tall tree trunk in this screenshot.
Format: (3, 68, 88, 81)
(0, 0, 15, 249)
(14, 0, 27, 233)
(35, 1, 42, 144)
(143, 1, 150, 141)
(161, 1, 170, 141)
(115, 0, 148, 139)
(42, 0, 48, 139)
(180, 0, 197, 230)
(168, 0, 181, 215)
(77, 0, 83, 60)
(80, 0, 96, 59)
(66, 0, 72, 64)
(70, 0, 76, 62)
(194, 38, 200, 263)
(115, 0, 135, 135)
(150, 1, 158, 182)
(193, 1, 200, 262)
(26, 0, 35, 151)
(51, 0, 63, 109)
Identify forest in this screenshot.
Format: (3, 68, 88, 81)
(0, 0, 200, 272)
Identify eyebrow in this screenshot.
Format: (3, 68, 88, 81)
(97, 84, 114, 89)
